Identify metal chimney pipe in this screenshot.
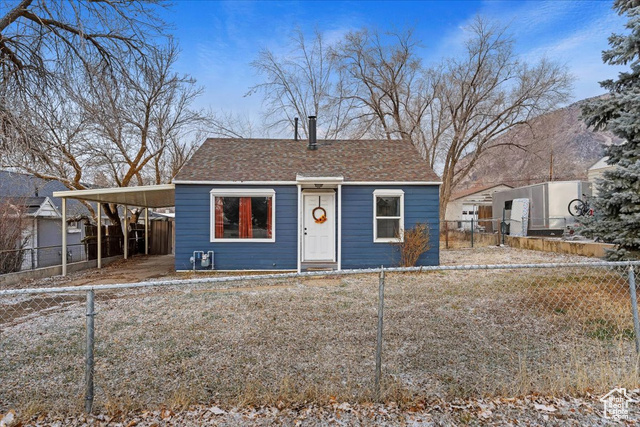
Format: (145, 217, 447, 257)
(308, 116, 317, 150)
(294, 117, 299, 141)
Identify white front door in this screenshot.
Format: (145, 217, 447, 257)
(303, 192, 335, 261)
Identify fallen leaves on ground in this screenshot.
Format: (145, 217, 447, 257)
(6, 392, 640, 426)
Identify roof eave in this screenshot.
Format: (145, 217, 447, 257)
(173, 179, 442, 186)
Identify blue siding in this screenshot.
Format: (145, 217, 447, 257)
(341, 186, 440, 269)
(175, 185, 298, 270)
(175, 184, 440, 271)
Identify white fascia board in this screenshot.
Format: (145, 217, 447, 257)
(347, 181, 441, 186)
(373, 189, 405, 196)
(295, 174, 344, 184)
(31, 197, 62, 218)
(174, 180, 296, 185)
(209, 188, 275, 196)
(175, 180, 441, 186)
(52, 183, 175, 198)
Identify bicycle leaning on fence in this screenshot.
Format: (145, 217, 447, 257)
(568, 194, 594, 217)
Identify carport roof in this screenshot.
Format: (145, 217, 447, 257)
(52, 184, 175, 208)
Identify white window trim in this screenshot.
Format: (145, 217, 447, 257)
(67, 220, 81, 233)
(210, 189, 276, 243)
(373, 189, 404, 243)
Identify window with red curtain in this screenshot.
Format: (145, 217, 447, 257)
(267, 197, 272, 238)
(212, 194, 273, 240)
(215, 197, 224, 238)
(238, 197, 253, 238)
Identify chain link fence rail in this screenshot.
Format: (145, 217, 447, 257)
(1, 261, 640, 414)
(0, 244, 89, 275)
(441, 217, 588, 249)
(0, 236, 147, 277)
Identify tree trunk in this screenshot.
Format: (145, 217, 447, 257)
(102, 203, 123, 236)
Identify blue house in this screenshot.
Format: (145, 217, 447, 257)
(173, 120, 441, 271)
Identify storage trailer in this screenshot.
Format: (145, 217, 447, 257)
(492, 181, 592, 236)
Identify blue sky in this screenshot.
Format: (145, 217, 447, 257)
(161, 0, 625, 119)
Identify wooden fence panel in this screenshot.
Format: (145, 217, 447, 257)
(478, 206, 493, 232)
(150, 221, 173, 255)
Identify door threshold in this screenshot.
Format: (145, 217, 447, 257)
(301, 261, 338, 271)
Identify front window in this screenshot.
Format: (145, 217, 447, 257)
(210, 190, 275, 242)
(373, 190, 404, 242)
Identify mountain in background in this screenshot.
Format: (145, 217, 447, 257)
(453, 97, 621, 194)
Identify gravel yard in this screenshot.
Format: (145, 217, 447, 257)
(1, 247, 639, 425)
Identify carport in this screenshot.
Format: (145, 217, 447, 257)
(52, 184, 175, 275)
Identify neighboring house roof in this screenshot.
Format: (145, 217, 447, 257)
(0, 170, 90, 219)
(0, 196, 60, 218)
(450, 183, 513, 201)
(588, 156, 612, 171)
(174, 139, 441, 183)
(23, 197, 51, 216)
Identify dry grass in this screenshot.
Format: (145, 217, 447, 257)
(1, 250, 639, 415)
(521, 271, 634, 340)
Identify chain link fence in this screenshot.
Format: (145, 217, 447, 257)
(441, 217, 589, 249)
(0, 236, 148, 277)
(0, 244, 89, 274)
(1, 262, 639, 415)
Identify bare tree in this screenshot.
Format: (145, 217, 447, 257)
(4, 42, 210, 227)
(208, 110, 264, 139)
(0, 197, 28, 274)
(250, 21, 571, 219)
(431, 18, 572, 218)
(5, 79, 95, 200)
(78, 42, 208, 186)
(0, 0, 163, 85)
(248, 28, 358, 139)
(333, 29, 437, 150)
(0, 0, 165, 150)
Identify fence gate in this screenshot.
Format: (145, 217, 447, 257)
(150, 220, 173, 255)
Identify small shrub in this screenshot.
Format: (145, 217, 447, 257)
(394, 222, 431, 267)
(0, 197, 28, 274)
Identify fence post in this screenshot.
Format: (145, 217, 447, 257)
(501, 208, 506, 246)
(30, 248, 35, 270)
(85, 289, 95, 413)
(445, 222, 449, 249)
(471, 218, 474, 248)
(628, 266, 640, 354)
(375, 266, 385, 400)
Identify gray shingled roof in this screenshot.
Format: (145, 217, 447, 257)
(0, 196, 47, 215)
(174, 139, 440, 183)
(0, 170, 91, 218)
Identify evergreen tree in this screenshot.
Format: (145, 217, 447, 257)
(582, 0, 640, 260)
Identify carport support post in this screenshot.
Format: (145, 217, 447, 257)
(471, 218, 474, 248)
(375, 266, 385, 400)
(145, 207, 149, 255)
(85, 289, 95, 413)
(123, 205, 128, 259)
(97, 203, 102, 269)
(628, 266, 640, 354)
(62, 198, 67, 276)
